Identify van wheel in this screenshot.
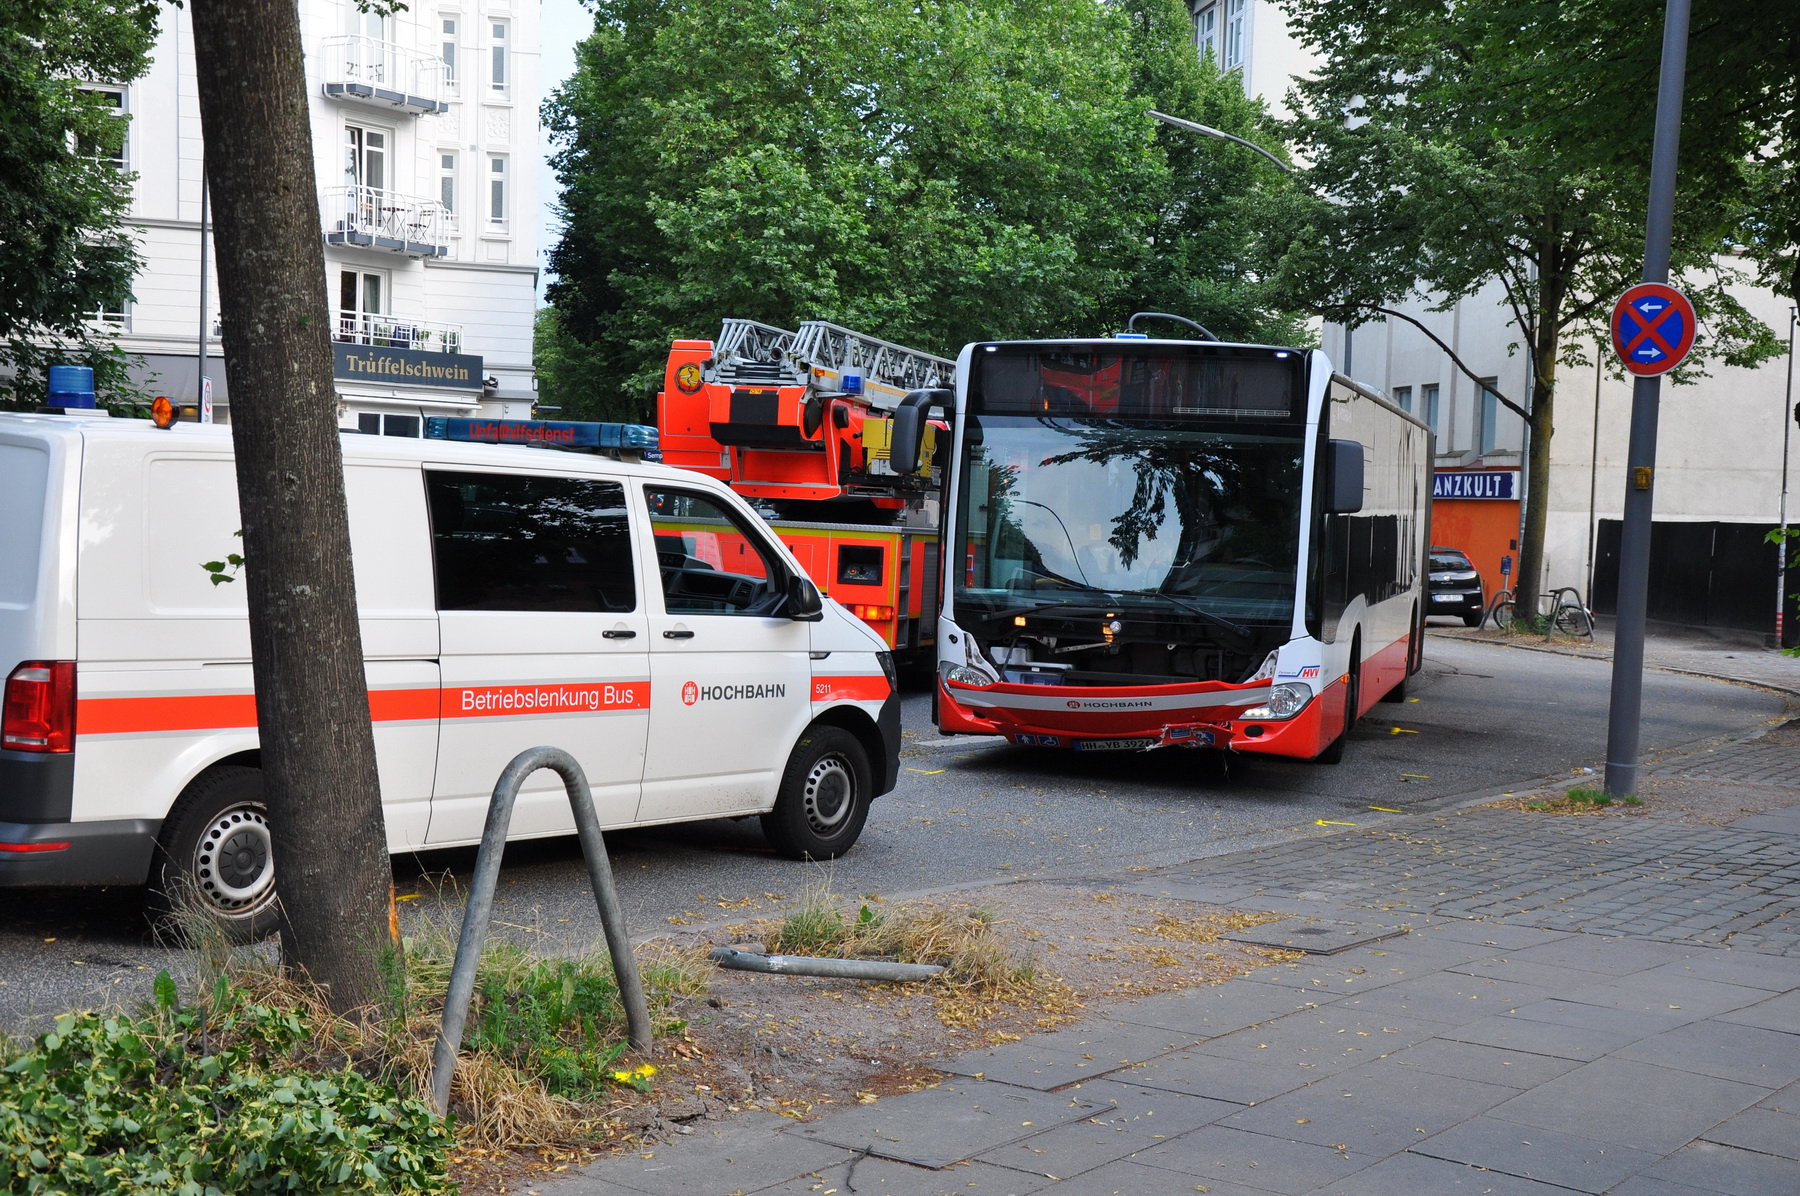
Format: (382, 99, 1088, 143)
(149, 766, 280, 944)
(763, 726, 872, 860)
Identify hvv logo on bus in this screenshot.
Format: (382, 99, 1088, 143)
(1433, 471, 1519, 501)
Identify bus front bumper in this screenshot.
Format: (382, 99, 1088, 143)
(936, 677, 1344, 761)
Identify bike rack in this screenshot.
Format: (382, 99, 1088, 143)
(429, 746, 652, 1116)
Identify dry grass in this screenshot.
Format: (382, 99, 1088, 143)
(1486, 785, 1647, 817)
(761, 883, 1065, 1029)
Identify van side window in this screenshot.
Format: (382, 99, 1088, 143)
(426, 471, 636, 612)
(644, 486, 784, 614)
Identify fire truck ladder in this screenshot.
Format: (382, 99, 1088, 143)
(711, 319, 802, 386)
(789, 320, 954, 407)
(710, 318, 952, 407)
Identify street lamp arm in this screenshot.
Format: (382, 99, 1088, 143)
(1353, 304, 1530, 422)
(1148, 109, 1293, 174)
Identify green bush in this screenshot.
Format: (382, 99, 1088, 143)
(0, 977, 453, 1196)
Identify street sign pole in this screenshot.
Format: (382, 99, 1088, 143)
(1604, 0, 1691, 798)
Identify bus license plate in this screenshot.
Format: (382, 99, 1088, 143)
(1074, 738, 1157, 752)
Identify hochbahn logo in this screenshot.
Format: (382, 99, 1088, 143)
(1066, 697, 1153, 710)
(682, 681, 787, 706)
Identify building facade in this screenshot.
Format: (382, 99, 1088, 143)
(94, 0, 540, 432)
(1193, 1, 1799, 640)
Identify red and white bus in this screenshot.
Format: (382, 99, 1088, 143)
(905, 337, 1429, 762)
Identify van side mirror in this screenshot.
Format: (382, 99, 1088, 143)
(785, 573, 824, 621)
(1326, 438, 1365, 514)
(889, 387, 953, 476)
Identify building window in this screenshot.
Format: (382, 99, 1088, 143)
(1222, 0, 1246, 71)
(337, 267, 387, 342)
(439, 151, 458, 221)
(1421, 383, 1440, 437)
(1193, 3, 1216, 59)
(89, 277, 132, 332)
(350, 8, 388, 39)
(488, 155, 507, 225)
(344, 123, 388, 192)
(1478, 377, 1500, 454)
(1393, 385, 1412, 414)
(440, 16, 457, 90)
(490, 20, 508, 94)
(76, 85, 128, 167)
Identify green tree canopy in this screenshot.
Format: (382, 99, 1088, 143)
(1272, 0, 1783, 617)
(544, 0, 1302, 409)
(0, 0, 156, 406)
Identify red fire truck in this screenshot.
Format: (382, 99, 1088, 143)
(658, 320, 953, 662)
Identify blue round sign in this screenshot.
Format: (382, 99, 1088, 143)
(1611, 283, 1695, 377)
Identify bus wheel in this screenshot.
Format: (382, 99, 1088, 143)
(148, 766, 281, 944)
(763, 726, 872, 860)
(1315, 642, 1361, 765)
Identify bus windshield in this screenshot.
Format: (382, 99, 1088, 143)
(954, 417, 1306, 626)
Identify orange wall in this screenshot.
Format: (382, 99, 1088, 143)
(1431, 499, 1521, 594)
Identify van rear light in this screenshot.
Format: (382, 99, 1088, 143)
(2, 661, 77, 752)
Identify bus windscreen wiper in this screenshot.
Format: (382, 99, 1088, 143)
(1112, 591, 1253, 642)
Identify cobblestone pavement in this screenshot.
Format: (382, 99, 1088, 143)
(541, 724, 1800, 1196)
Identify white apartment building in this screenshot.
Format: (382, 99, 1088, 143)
(92, 0, 540, 434)
(1194, 1, 1799, 641)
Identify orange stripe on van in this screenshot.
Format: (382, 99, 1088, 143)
(78, 687, 441, 736)
(809, 675, 889, 703)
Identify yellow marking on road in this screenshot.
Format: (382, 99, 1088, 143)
(1316, 819, 1357, 826)
(907, 767, 946, 775)
(1368, 806, 1402, 813)
(1390, 727, 1420, 735)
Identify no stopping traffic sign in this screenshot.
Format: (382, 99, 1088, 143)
(1611, 283, 1695, 376)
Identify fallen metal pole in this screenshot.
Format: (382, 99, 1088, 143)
(430, 747, 652, 1116)
(709, 946, 944, 982)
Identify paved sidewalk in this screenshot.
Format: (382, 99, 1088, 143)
(1428, 621, 1800, 697)
(539, 732, 1800, 1196)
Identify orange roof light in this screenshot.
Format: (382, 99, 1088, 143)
(150, 396, 176, 429)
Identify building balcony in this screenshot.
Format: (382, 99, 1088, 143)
(335, 312, 464, 356)
(323, 186, 449, 257)
(319, 35, 447, 115)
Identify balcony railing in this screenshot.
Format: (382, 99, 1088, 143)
(319, 35, 447, 114)
(323, 185, 449, 257)
(335, 312, 463, 356)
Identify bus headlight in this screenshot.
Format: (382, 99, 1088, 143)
(1241, 683, 1311, 721)
(943, 664, 997, 688)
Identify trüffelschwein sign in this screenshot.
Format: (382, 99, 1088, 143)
(333, 344, 484, 391)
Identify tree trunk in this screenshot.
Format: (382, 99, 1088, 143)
(1511, 247, 1568, 623)
(190, 0, 397, 1011)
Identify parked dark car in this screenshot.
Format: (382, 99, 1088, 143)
(1428, 545, 1485, 626)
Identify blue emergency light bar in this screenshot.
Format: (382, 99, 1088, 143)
(424, 417, 661, 460)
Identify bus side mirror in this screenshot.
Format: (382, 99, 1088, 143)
(889, 388, 953, 475)
(1327, 439, 1365, 514)
(785, 573, 824, 621)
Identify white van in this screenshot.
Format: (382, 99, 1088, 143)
(0, 412, 899, 938)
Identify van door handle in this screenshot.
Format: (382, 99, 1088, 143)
(663, 629, 695, 640)
(603, 629, 637, 640)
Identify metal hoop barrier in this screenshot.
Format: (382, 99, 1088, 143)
(1543, 586, 1595, 640)
(1482, 588, 1516, 630)
(429, 746, 652, 1116)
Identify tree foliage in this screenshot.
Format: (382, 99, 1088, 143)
(1272, 0, 1783, 615)
(545, 0, 1303, 409)
(0, 0, 156, 407)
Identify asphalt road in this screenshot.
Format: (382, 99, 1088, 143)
(0, 635, 1789, 1028)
